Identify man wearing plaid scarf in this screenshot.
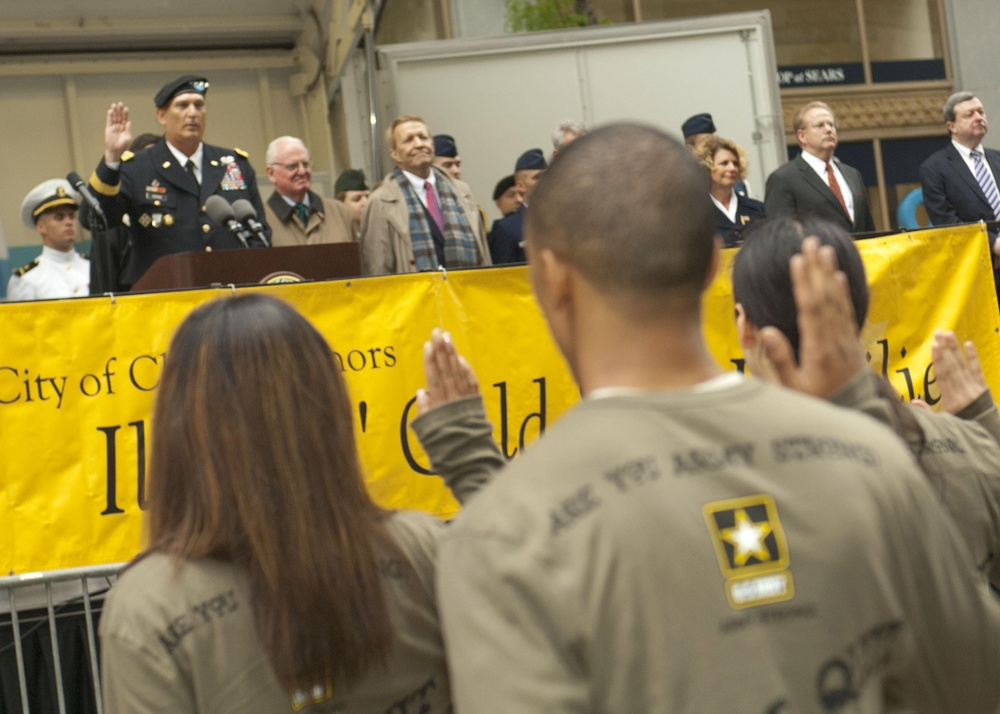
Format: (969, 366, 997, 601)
(361, 115, 491, 275)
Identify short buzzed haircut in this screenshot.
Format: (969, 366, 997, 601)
(793, 100, 834, 133)
(526, 123, 714, 303)
(943, 91, 977, 123)
(385, 115, 428, 150)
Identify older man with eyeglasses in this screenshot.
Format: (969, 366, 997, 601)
(263, 136, 355, 248)
(764, 100, 875, 233)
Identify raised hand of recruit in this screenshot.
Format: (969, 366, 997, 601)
(416, 328, 480, 416)
(928, 330, 990, 414)
(759, 236, 868, 398)
(104, 102, 133, 164)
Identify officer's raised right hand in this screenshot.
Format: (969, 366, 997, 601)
(104, 102, 133, 164)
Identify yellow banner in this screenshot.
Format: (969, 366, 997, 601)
(1, 224, 998, 573)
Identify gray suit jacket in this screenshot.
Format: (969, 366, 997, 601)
(764, 153, 875, 233)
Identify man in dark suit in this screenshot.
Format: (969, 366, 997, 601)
(920, 92, 1000, 241)
(489, 148, 547, 264)
(86, 75, 269, 285)
(764, 101, 875, 233)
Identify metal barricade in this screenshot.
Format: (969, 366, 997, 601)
(0, 565, 122, 714)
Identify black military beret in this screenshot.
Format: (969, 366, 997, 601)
(155, 75, 210, 108)
(335, 169, 369, 194)
(433, 134, 458, 158)
(515, 148, 547, 172)
(492, 175, 516, 201)
(681, 113, 716, 138)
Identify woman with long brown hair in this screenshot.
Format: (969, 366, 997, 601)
(99, 293, 502, 712)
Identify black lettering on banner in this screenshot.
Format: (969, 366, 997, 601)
(493, 378, 547, 461)
(0, 366, 21, 405)
(383, 676, 436, 714)
(332, 345, 397, 372)
(98, 420, 147, 515)
(399, 397, 434, 476)
(922, 361, 941, 406)
(129, 353, 162, 392)
(550, 484, 601, 536)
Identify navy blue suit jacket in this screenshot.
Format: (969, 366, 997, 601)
(489, 204, 525, 264)
(920, 142, 1000, 226)
(712, 192, 766, 247)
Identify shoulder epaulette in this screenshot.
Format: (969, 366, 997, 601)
(234, 147, 249, 159)
(121, 150, 135, 162)
(14, 259, 40, 277)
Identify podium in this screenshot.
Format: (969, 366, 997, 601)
(130, 243, 363, 292)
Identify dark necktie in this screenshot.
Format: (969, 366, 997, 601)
(424, 181, 444, 231)
(295, 202, 309, 224)
(825, 161, 849, 217)
(185, 159, 199, 186)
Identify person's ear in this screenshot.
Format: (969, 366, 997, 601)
(735, 303, 757, 349)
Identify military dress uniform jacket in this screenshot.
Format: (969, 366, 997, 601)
(6, 245, 90, 301)
(86, 140, 270, 285)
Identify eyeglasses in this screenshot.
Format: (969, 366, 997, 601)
(270, 160, 311, 172)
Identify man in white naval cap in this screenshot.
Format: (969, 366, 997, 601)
(6, 179, 90, 301)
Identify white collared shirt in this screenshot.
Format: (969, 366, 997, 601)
(710, 191, 738, 223)
(401, 169, 436, 210)
(951, 139, 1000, 188)
(279, 193, 311, 209)
(800, 151, 855, 221)
(166, 141, 205, 183)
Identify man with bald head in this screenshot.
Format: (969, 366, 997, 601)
(263, 136, 354, 247)
(437, 123, 1000, 713)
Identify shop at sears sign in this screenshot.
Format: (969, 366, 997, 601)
(777, 63, 864, 88)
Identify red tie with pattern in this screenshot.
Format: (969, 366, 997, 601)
(825, 161, 849, 217)
(424, 181, 444, 231)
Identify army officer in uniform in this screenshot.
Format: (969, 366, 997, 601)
(7, 179, 90, 301)
(84, 75, 270, 285)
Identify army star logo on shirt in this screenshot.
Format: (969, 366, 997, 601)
(703, 494, 794, 609)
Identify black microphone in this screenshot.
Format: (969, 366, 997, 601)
(204, 195, 252, 248)
(67, 171, 108, 230)
(231, 199, 271, 247)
